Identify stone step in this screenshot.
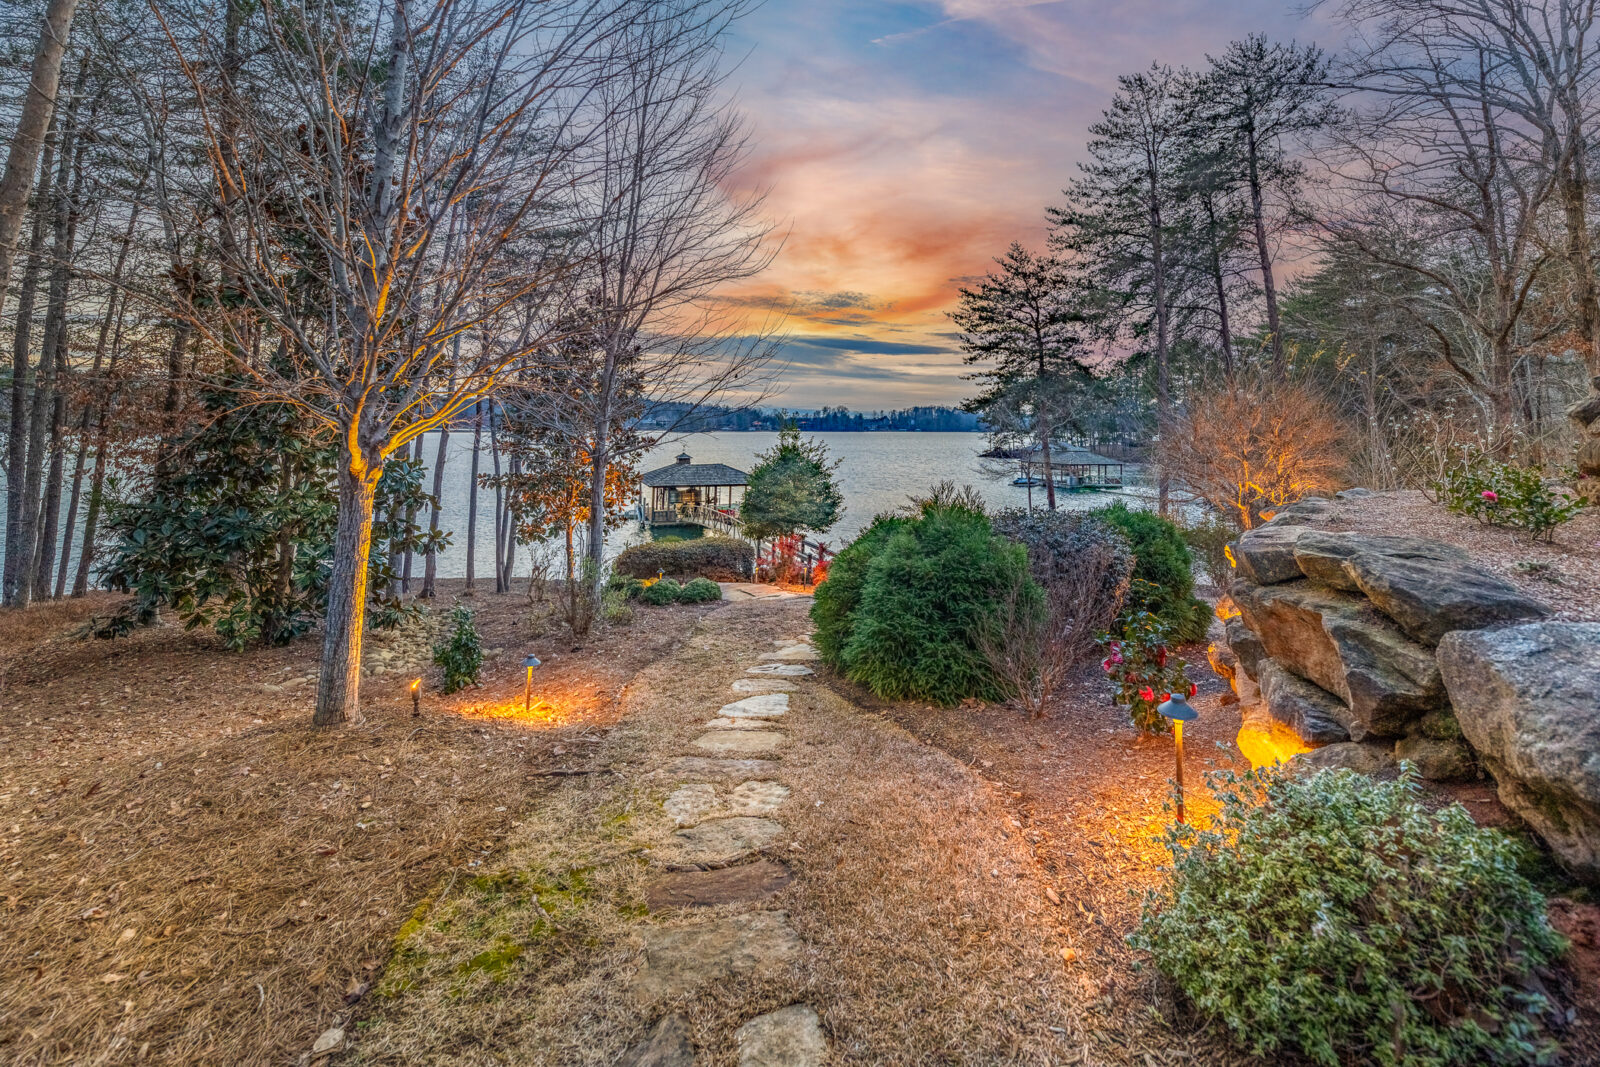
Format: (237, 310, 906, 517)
(735, 1005, 827, 1067)
(669, 816, 785, 868)
(630, 911, 800, 1001)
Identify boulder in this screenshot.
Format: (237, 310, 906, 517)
(1233, 524, 1311, 585)
(1266, 497, 1337, 525)
(1257, 658, 1352, 745)
(1330, 543, 1547, 646)
(1207, 639, 1239, 692)
(1293, 740, 1397, 777)
(1394, 736, 1477, 782)
(1233, 579, 1446, 737)
(1291, 531, 1467, 594)
(1224, 616, 1264, 681)
(1439, 623, 1600, 881)
(620, 1015, 696, 1067)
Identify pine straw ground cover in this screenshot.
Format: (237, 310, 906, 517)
(0, 581, 713, 1065)
(344, 597, 1235, 1066)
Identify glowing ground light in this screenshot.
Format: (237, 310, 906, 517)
(410, 678, 421, 717)
(522, 654, 542, 715)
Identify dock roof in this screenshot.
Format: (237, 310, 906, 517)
(640, 452, 748, 487)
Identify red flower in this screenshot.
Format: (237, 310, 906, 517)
(1160, 692, 1172, 703)
(1187, 682, 1197, 697)
(1139, 686, 1155, 702)
(1155, 647, 1168, 667)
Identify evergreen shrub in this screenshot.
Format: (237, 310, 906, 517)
(1133, 766, 1566, 1067)
(433, 606, 484, 694)
(1090, 502, 1210, 642)
(613, 536, 753, 581)
(833, 498, 1039, 705)
(678, 577, 723, 603)
(810, 514, 909, 666)
(640, 579, 682, 606)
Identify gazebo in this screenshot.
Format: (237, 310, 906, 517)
(639, 452, 748, 533)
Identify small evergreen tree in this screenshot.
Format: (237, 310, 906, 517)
(433, 606, 484, 693)
(739, 424, 844, 541)
(1091, 501, 1210, 642)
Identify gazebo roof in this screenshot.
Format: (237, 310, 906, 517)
(641, 453, 748, 488)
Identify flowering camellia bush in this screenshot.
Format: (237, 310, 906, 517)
(1100, 604, 1193, 734)
(1431, 449, 1589, 541)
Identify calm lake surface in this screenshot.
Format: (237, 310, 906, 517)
(414, 430, 1156, 580)
(4, 431, 1155, 585)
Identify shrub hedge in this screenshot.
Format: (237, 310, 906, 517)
(639, 578, 682, 606)
(991, 507, 1132, 603)
(1090, 501, 1210, 642)
(613, 535, 753, 581)
(679, 577, 723, 603)
(1133, 766, 1565, 1067)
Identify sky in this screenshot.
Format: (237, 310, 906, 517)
(717, 0, 1335, 411)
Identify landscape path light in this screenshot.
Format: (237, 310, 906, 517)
(522, 654, 542, 715)
(1157, 691, 1197, 824)
(410, 678, 421, 717)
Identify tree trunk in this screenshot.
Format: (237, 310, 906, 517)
(315, 451, 382, 726)
(1202, 193, 1235, 377)
(14, 80, 82, 607)
(400, 435, 422, 593)
(1149, 165, 1172, 517)
(55, 430, 88, 598)
(1038, 418, 1056, 511)
(0, 0, 80, 315)
(586, 419, 610, 585)
(3, 118, 56, 607)
(422, 421, 448, 597)
(489, 403, 506, 594)
(464, 399, 482, 594)
(1246, 122, 1284, 378)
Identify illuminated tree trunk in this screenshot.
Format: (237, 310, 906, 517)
(464, 399, 482, 594)
(316, 452, 381, 726)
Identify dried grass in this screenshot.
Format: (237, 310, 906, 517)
(0, 582, 709, 1065)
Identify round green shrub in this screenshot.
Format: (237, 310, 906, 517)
(640, 579, 682, 606)
(809, 513, 909, 667)
(1091, 501, 1210, 642)
(1132, 766, 1565, 1067)
(839, 500, 1039, 705)
(679, 577, 723, 603)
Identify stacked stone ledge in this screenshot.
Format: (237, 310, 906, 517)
(1221, 495, 1600, 882)
(1221, 501, 1549, 776)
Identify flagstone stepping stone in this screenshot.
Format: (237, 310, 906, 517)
(619, 1014, 695, 1067)
(731, 677, 796, 693)
(735, 1005, 826, 1067)
(631, 911, 799, 1000)
(664, 784, 718, 827)
(718, 694, 789, 718)
(760, 645, 819, 662)
(645, 859, 792, 911)
(727, 779, 789, 815)
(658, 757, 780, 779)
(692, 730, 788, 755)
(671, 816, 784, 866)
(746, 663, 813, 677)
(704, 717, 776, 730)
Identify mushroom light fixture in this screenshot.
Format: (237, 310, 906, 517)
(1157, 691, 1198, 824)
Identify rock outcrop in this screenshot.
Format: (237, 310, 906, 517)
(1224, 498, 1551, 786)
(1439, 623, 1600, 881)
(1570, 376, 1600, 478)
(1257, 658, 1351, 744)
(1233, 579, 1445, 738)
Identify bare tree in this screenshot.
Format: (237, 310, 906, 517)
(1156, 376, 1348, 529)
(516, 0, 777, 594)
(156, 0, 642, 724)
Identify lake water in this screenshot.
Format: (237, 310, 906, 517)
(3, 431, 1156, 585)
(413, 430, 1156, 579)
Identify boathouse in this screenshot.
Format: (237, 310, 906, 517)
(638, 452, 747, 537)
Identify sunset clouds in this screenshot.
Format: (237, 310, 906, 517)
(717, 0, 1332, 409)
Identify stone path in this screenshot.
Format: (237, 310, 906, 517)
(625, 633, 828, 1066)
